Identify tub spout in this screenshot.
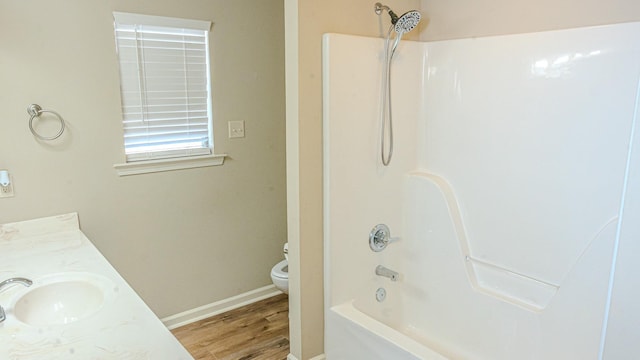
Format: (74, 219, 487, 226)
(375, 265, 399, 281)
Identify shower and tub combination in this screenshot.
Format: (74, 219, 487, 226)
(323, 5, 640, 359)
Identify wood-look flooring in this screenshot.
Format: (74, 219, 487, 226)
(172, 294, 289, 360)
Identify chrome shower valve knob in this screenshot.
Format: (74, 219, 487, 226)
(369, 224, 397, 252)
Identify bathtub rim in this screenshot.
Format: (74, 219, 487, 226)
(329, 300, 450, 360)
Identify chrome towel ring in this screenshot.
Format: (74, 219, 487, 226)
(27, 104, 65, 140)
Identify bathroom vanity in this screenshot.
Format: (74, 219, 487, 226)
(0, 213, 193, 359)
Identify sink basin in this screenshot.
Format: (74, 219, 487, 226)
(12, 273, 116, 326)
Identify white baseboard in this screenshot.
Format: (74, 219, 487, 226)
(288, 353, 326, 360)
(162, 285, 283, 330)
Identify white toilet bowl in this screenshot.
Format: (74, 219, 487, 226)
(271, 259, 288, 294)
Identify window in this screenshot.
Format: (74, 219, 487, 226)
(113, 12, 215, 164)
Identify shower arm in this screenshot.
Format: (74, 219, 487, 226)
(375, 3, 399, 24)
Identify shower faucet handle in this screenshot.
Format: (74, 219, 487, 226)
(369, 224, 398, 252)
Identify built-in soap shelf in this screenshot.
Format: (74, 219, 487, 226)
(408, 171, 558, 310)
(463, 255, 558, 311)
(407, 171, 615, 312)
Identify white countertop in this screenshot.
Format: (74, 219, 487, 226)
(0, 213, 193, 360)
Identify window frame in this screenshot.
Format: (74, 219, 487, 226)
(111, 12, 225, 176)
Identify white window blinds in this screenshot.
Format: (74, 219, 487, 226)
(113, 12, 213, 162)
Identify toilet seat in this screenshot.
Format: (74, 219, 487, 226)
(271, 259, 288, 279)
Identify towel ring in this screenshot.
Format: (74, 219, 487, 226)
(27, 104, 65, 140)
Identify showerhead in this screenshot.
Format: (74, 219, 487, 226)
(374, 3, 421, 34)
(393, 10, 421, 34)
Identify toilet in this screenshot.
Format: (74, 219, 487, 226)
(271, 243, 289, 294)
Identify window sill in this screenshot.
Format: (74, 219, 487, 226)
(114, 154, 227, 176)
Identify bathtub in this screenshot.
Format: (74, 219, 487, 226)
(324, 173, 466, 360)
(325, 168, 620, 359)
(323, 22, 640, 359)
(326, 301, 448, 360)
(323, 172, 495, 360)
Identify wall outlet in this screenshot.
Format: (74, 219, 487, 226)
(228, 121, 245, 138)
(0, 183, 14, 198)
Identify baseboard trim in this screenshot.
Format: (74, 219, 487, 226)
(287, 354, 326, 360)
(162, 285, 283, 330)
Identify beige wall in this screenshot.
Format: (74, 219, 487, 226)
(0, 0, 286, 318)
(289, 0, 640, 359)
(420, 0, 640, 40)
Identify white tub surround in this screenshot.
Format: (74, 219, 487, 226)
(324, 21, 640, 359)
(0, 213, 193, 359)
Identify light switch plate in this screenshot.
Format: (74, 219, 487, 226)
(228, 121, 245, 138)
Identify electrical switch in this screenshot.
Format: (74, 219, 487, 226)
(228, 121, 245, 138)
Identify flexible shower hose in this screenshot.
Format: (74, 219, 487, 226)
(381, 25, 403, 166)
